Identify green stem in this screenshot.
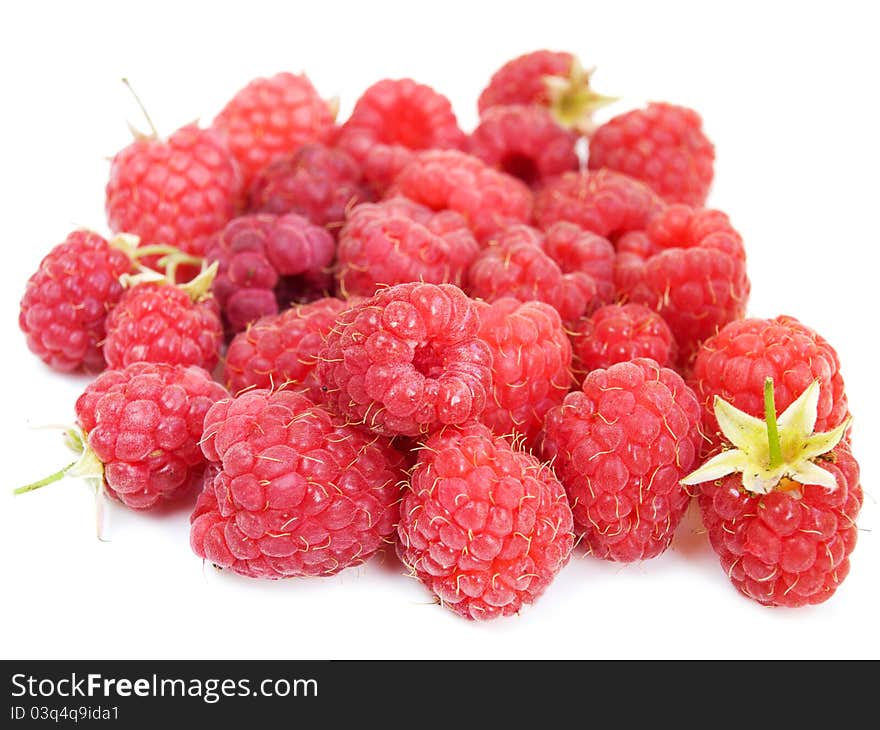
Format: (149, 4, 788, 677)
(764, 377, 783, 469)
(14, 461, 77, 495)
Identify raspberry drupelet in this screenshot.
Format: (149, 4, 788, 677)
(191, 387, 406, 579)
(316, 282, 492, 437)
(397, 423, 574, 620)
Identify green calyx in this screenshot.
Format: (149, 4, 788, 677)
(544, 58, 618, 133)
(681, 378, 850, 497)
(14, 427, 104, 496)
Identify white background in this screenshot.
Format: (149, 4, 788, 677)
(1, 0, 878, 659)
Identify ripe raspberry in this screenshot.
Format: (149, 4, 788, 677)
(317, 283, 492, 437)
(533, 169, 664, 240)
(541, 358, 701, 562)
(336, 197, 479, 297)
(103, 276, 223, 371)
(615, 204, 750, 364)
(467, 223, 614, 322)
(19, 231, 134, 373)
(206, 213, 335, 332)
(74, 362, 228, 509)
(247, 143, 375, 232)
(682, 379, 860, 607)
(337, 78, 466, 192)
(224, 297, 348, 398)
(467, 105, 578, 187)
(689, 316, 849, 454)
(478, 50, 612, 131)
(569, 303, 676, 377)
(191, 387, 405, 579)
(397, 423, 574, 620)
(387, 150, 532, 243)
(106, 124, 242, 258)
(475, 298, 572, 445)
(588, 103, 714, 206)
(212, 72, 336, 188)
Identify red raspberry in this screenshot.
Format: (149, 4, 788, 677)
(397, 423, 574, 620)
(681, 378, 860, 607)
(19, 231, 134, 373)
(467, 223, 614, 322)
(337, 78, 466, 192)
(615, 204, 750, 364)
(212, 72, 336, 188)
(106, 125, 242, 258)
(569, 303, 676, 377)
(247, 143, 375, 232)
(103, 279, 223, 371)
(588, 103, 715, 206)
(478, 50, 611, 131)
(541, 358, 702, 562)
(467, 105, 578, 187)
(224, 297, 348, 398)
(336, 197, 479, 297)
(387, 150, 532, 244)
(75, 362, 228, 509)
(317, 283, 492, 437)
(533, 169, 664, 240)
(475, 298, 572, 445)
(191, 388, 405, 579)
(689, 316, 849, 454)
(206, 213, 335, 332)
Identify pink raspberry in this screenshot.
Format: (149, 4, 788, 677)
(467, 223, 614, 322)
(467, 105, 578, 187)
(337, 78, 466, 192)
(475, 298, 573, 445)
(615, 204, 750, 365)
(569, 303, 676, 377)
(533, 169, 664, 241)
(247, 143, 375, 232)
(387, 150, 532, 243)
(316, 283, 492, 437)
(397, 423, 574, 620)
(206, 213, 335, 332)
(541, 358, 702, 562)
(335, 197, 479, 297)
(224, 297, 348, 399)
(191, 387, 405, 579)
(75, 362, 228, 509)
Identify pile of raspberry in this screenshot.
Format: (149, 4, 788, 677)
(16, 50, 862, 619)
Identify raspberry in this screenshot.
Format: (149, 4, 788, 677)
(682, 379, 860, 606)
(689, 316, 849, 454)
(397, 423, 574, 620)
(475, 298, 572, 445)
(588, 103, 714, 206)
(336, 197, 479, 297)
(541, 358, 702, 562)
(467, 223, 614, 322)
(206, 213, 335, 332)
(19, 231, 134, 373)
(467, 105, 578, 187)
(191, 387, 405, 579)
(533, 169, 664, 240)
(224, 297, 348, 398)
(337, 78, 466, 192)
(74, 362, 228, 509)
(387, 150, 532, 243)
(478, 50, 611, 131)
(615, 204, 750, 364)
(106, 124, 242, 258)
(317, 282, 492, 437)
(212, 72, 336, 188)
(103, 277, 224, 371)
(569, 303, 676, 377)
(247, 143, 375, 232)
